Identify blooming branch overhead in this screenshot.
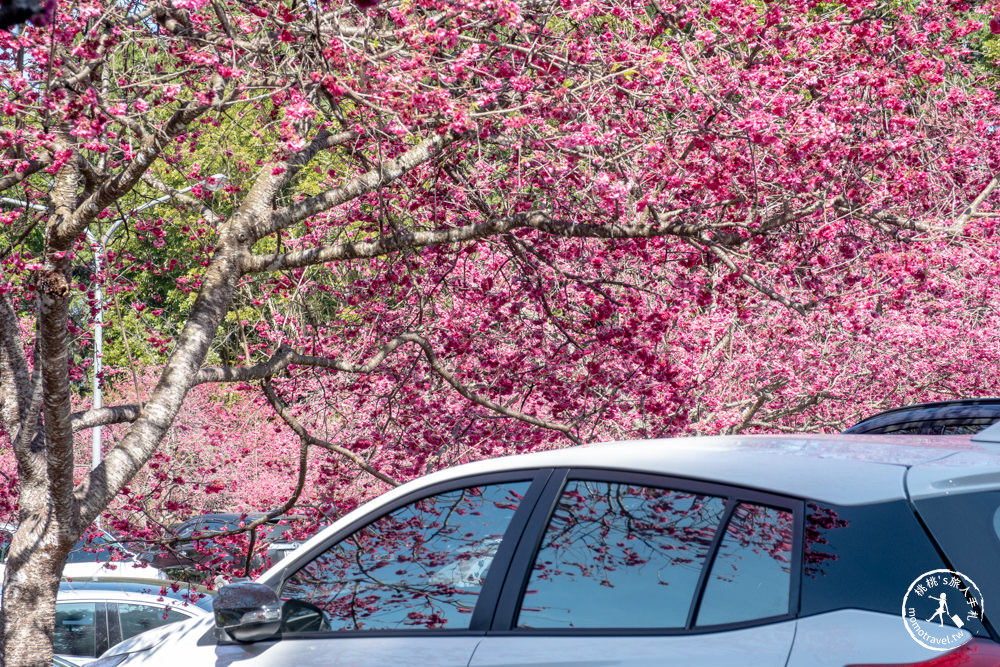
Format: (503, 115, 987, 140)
(1, 0, 1000, 662)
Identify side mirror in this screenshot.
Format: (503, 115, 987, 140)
(213, 582, 282, 643)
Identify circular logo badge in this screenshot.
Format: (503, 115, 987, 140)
(902, 569, 985, 651)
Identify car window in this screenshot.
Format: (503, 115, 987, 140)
(516, 480, 726, 629)
(801, 500, 951, 617)
(54, 602, 98, 657)
(175, 521, 201, 538)
(0, 529, 10, 563)
(66, 533, 115, 563)
(201, 520, 231, 533)
(281, 481, 531, 631)
(911, 492, 1000, 637)
(116, 602, 190, 641)
(695, 503, 793, 626)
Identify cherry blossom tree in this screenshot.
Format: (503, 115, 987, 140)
(2, 0, 1000, 662)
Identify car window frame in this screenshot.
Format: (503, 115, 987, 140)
(488, 468, 803, 636)
(53, 599, 111, 660)
(270, 468, 554, 639)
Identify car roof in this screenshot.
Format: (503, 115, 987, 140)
(56, 588, 211, 613)
(58, 578, 214, 612)
(427, 434, 995, 503)
(844, 398, 1000, 434)
(169, 512, 296, 531)
(255, 432, 1000, 586)
(369, 434, 1000, 505)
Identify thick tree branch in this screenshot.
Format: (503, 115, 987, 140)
(244, 207, 750, 274)
(234, 129, 358, 239)
(39, 132, 81, 527)
(58, 101, 212, 245)
(0, 159, 47, 193)
(954, 174, 1000, 232)
(69, 405, 143, 432)
(261, 131, 458, 239)
(197, 333, 582, 444)
(0, 293, 30, 430)
(262, 379, 400, 488)
(270, 129, 359, 196)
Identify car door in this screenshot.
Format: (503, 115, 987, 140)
(470, 469, 800, 667)
(177, 470, 553, 667)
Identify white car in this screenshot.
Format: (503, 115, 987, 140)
(0, 526, 164, 583)
(89, 418, 1000, 666)
(54, 578, 212, 665)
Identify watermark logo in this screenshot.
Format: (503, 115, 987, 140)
(902, 569, 985, 651)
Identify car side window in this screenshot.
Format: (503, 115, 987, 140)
(54, 602, 98, 657)
(175, 521, 201, 538)
(516, 480, 727, 629)
(116, 602, 190, 641)
(66, 533, 114, 564)
(695, 503, 793, 626)
(281, 481, 531, 631)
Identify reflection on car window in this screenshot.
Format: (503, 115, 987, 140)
(696, 503, 793, 626)
(0, 529, 10, 563)
(802, 499, 993, 638)
(54, 602, 97, 657)
(66, 533, 115, 564)
(117, 603, 189, 641)
(281, 481, 531, 631)
(517, 480, 726, 629)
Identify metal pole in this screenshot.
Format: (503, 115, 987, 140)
(0, 174, 229, 470)
(85, 218, 122, 470)
(86, 174, 226, 470)
(90, 231, 104, 471)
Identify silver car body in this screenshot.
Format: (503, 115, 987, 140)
(91, 433, 1000, 666)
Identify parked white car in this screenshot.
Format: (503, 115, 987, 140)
(89, 414, 1000, 666)
(54, 578, 212, 665)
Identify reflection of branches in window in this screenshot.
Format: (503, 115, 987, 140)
(290, 533, 475, 629)
(713, 504, 794, 577)
(803, 503, 848, 578)
(533, 482, 727, 586)
(708, 505, 794, 586)
(282, 483, 527, 630)
(419, 487, 473, 544)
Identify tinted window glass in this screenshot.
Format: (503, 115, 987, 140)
(914, 491, 1000, 637)
(117, 603, 190, 641)
(66, 533, 114, 563)
(281, 481, 530, 631)
(800, 501, 954, 619)
(696, 504, 793, 626)
(517, 480, 726, 629)
(54, 602, 97, 657)
(175, 521, 200, 538)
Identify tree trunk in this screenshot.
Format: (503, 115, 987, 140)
(0, 510, 70, 667)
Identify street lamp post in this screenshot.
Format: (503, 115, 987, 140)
(84, 218, 123, 472)
(85, 174, 227, 470)
(0, 175, 228, 469)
